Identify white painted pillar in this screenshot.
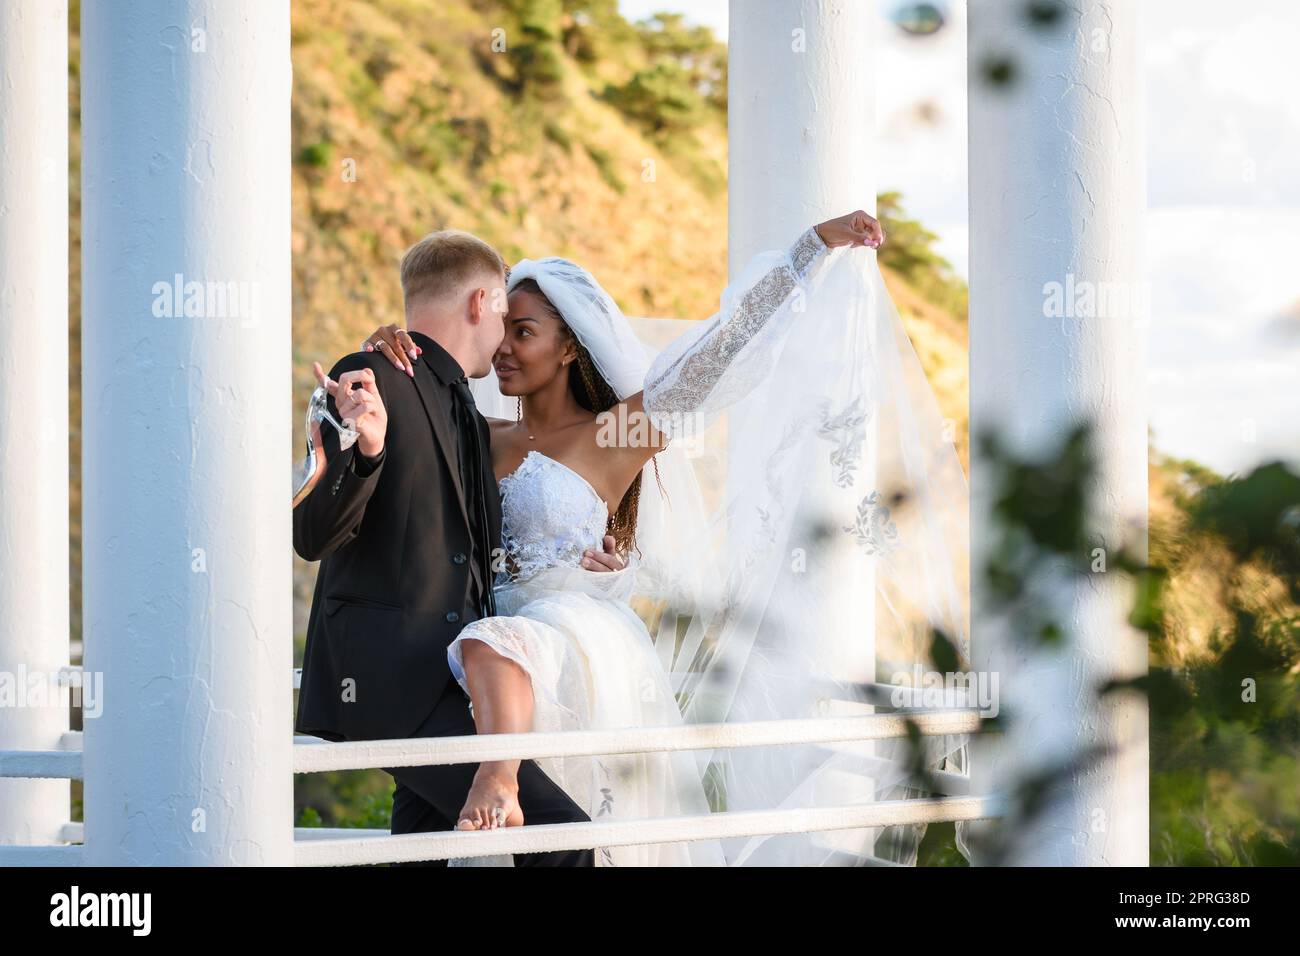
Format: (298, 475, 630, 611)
(967, 0, 1148, 864)
(727, 0, 880, 862)
(0, 0, 70, 846)
(728, 0, 874, 270)
(81, 1, 293, 865)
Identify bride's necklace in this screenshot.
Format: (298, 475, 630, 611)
(519, 403, 588, 443)
(517, 400, 535, 440)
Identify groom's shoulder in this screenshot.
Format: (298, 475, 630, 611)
(326, 350, 403, 394)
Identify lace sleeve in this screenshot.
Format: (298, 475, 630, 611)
(642, 226, 830, 438)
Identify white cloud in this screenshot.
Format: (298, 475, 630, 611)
(1143, 1, 1300, 207)
(1147, 206, 1300, 322)
(1146, 203, 1300, 473)
(1201, 14, 1300, 123)
(618, 0, 727, 37)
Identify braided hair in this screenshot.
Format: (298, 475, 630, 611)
(512, 277, 664, 557)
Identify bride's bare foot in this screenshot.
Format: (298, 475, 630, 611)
(456, 764, 524, 830)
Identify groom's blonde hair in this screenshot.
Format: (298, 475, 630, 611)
(400, 229, 507, 312)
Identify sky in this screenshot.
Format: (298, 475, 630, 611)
(617, 0, 1300, 478)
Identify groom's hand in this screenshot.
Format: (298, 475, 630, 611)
(317, 362, 388, 458)
(582, 534, 626, 572)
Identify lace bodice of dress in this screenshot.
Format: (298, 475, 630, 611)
(496, 450, 609, 583)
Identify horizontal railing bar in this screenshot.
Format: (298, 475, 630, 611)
(820, 680, 986, 710)
(3, 731, 89, 754)
(0, 750, 83, 780)
(294, 710, 990, 775)
(823, 848, 907, 866)
(0, 844, 84, 866)
(9, 809, 983, 866)
(22, 712, 982, 790)
(807, 745, 972, 796)
(294, 795, 1005, 866)
(294, 832, 910, 865)
(89, 671, 982, 712)
(17, 823, 390, 847)
(295, 827, 390, 841)
(291, 672, 988, 705)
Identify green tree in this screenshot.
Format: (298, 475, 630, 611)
(877, 190, 968, 320)
(504, 0, 566, 99)
(602, 61, 706, 136)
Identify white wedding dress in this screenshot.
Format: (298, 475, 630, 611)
(447, 448, 726, 867)
(445, 223, 972, 867)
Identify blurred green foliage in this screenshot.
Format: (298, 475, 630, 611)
(1148, 462, 1300, 864)
(298, 142, 335, 168)
(296, 773, 394, 830)
(917, 419, 1299, 866)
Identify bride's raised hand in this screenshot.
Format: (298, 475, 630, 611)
(814, 209, 885, 249)
(361, 323, 420, 377)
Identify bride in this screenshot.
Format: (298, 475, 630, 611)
(342, 209, 970, 866)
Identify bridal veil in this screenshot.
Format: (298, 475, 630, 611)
(473, 235, 972, 866)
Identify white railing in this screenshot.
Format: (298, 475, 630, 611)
(0, 730, 83, 779)
(295, 796, 1003, 867)
(1, 677, 1000, 866)
(292, 710, 984, 772)
(289, 707, 994, 866)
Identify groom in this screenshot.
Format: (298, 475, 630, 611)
(293, 228, 622, 866)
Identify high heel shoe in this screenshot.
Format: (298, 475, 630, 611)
(291, 384, 358, 506)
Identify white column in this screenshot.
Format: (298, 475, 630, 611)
(0, 0, 70, 846)
(727, 0, 880, 861)
(967, 0, 1148, 864)
(728, 0, 874, 269)
(81, 1, 293, 865)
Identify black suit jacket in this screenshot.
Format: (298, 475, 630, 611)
(293, 339, 502, 742)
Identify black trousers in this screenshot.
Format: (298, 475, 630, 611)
(385, 679, 594, 866)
